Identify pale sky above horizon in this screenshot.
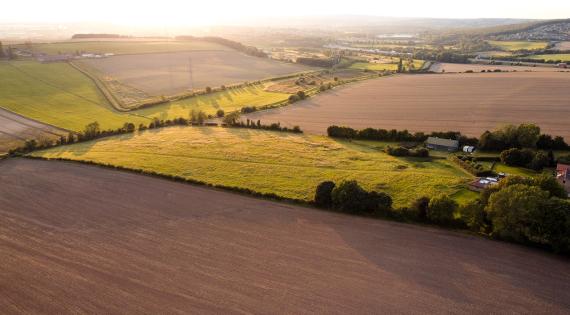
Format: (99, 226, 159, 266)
(2, 0, 569, 25)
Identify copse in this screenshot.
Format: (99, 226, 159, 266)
(316, 180, 392, 215)
(479, 123, 568, 151)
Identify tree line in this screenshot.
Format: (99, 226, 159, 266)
(327, 125, 478, 146)
(313, 176, 570, 254)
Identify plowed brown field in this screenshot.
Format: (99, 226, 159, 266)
(245, 72, 570, 138)
(1, 158, 569, 314)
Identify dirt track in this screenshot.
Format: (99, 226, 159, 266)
(246, 72, 570, 138)
(1, 158, 569, 314)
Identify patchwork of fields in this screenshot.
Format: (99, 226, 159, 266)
(3, 158, 569, 313)
(79, 50, 313, 96)
(0, 61, 290, 134)
(31, 127, 472, 207)
(245, 72, 570, 139)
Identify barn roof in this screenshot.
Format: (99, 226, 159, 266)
(426, 137, 459, 148)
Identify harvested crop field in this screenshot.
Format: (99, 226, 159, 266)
(79, 51, 313, 95)
(0, 108, 67, 153)
(1, 158, 569, 314)
(245, 72, 570, 139)
(429, 62, 561, 73)
(554, 41, 570, 51)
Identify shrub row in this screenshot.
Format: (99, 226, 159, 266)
(451, 155, 496, 177)
(327, 125, 478, 146)
(385, 146, 429, 158)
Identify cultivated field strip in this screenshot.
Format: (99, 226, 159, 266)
(0, 108, 68, 153)
(1, 158, 569, 314)
(245, 72, 570, 139)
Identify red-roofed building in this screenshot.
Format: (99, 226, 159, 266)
(556, 164, 570, 197)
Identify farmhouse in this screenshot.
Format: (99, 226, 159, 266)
(426, 137, 459, 151)
(556, 163, 570, 196)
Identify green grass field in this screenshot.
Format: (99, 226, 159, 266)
(525, 54, 570, 62)
(31, 127, 473, 207)
(20, 40, 231, 55)
(488, 40, 548, 51)
(0, 61, 291, 132)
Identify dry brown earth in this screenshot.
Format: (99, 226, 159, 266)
(245, 72, 570, 138)
(79, 51, 313, 96)
(1, 158, 569, 314)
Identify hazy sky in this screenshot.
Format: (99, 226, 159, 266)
(2, 0, 569, 24)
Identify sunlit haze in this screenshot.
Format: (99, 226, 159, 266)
(2, 0, 570, 25)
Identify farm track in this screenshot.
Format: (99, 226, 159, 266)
(1, 158, 569, 314)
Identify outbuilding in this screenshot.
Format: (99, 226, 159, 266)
(426, 137, 459, 152)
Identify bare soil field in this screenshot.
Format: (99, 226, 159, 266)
(79, 51, 313, 96)
(246, 72, 570, 139)
(429, 62, 562, 73)
(554, 41, 570, 50)
(1, 158, 569, 314)
(0, 108, 67, 153)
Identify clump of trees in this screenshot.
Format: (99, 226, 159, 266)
(288, 91, 307, 103)
(464, 175, 569, 253)
(385, 146, 429, 158)
(500, 148, 553, 171)
(315, 180, 392, 215)
(479, 123, 568, 151)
